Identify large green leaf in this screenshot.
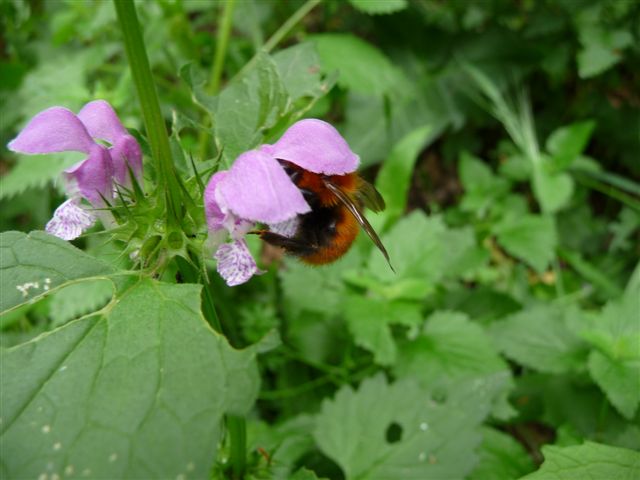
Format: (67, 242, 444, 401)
(312, 33, 404, 96)
(0, 154, 80, 200)
(0, 278, 259, 478)
(395, 311, 515, 419)
(520, 442, 640, 479)
(546, 121, 596, 171)
(470, 427, 534, 480)
(0, 231, 115, 314)
(493, 214, 558, 272)
(490, 305, 587, 374)
(581, 288, 640, 419)
(314, 374, 483, 480)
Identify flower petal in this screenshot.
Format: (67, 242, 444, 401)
(45, 199, 96, 240)
(77, 100, 129, 141)
(64, 144, 114, 205)
(215, 240, 262, 286)
(217, 150, 311, 224)
(268, 217, 299, 237)
(204, 171, 228, 231)
(78, 100, 143, 185)
(260, 119, 359, 175)
(8, 107, 96, 154)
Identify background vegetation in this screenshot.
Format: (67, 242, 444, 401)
(1, 0, 639, 479)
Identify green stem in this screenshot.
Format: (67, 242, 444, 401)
(113, 0, 182, 226)
(197, 0, 238, 160)
(175, 256, 223, 333)
(227, 415, 246, 479)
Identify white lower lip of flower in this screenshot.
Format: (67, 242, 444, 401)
(45, 198, 96, 240)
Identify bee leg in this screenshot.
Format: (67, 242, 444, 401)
(256, 231, 317, 257)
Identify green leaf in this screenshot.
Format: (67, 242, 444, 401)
(581, 289, 640, 419)
(490, 305, 587, 374)
(272, 41, 325, 101)
(470, 427, 534, 480)
(375, 125, 432, 227)
(0, 231, 115, 314)
(493, 214, 558, 272)
(214, 52, 288, 162)
(343, 294, 422, 365)
(49, 280, 114, 327)
(1, 279, 259, 478)
(459, 152, 510, 216)
(395, 311, 515, 419)
(520, 442, 640, 479)
(546, 121, 596, 171)
(533, 169, 574, 213)
(312, 33, 404, 96)
(348, 0, 408, 15)
(0, 154, 81, 200)
(314, 375, 483, 480)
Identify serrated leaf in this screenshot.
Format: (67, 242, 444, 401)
(314, 374, 483, 480)
(343, 294, 422, 365)
(470, 427, 535, 480)
(0, 154, 80, 200)
(493, 214, 558, 272)
(581, 289, 640, 419)
(490, 305, 587, 374)
(533, 169, 574, 213)
(312, 33, 404, 96)
(272, 41, 325, 101)
(0, 231, 115, 314)
(520, 442, 640, 479)
(49, 279, 114, 327)
(395, 311, 515, 419)
(348, 0, 408, 15)
(0, 278, 259, 478)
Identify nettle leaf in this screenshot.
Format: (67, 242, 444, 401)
(490, 304, 588, 374)
(343, 294, 422, 365)
(581, 288, 640, 419)
(314, 374, 483, 480)
(459, 152, 510, 216)
(348, 0, 408, 15)
(521, 442, 640, 479)
(533, 168, 574, 214)
(0, 231, 115, 314)
(214, 52, 288, 162)
(395, 311, 515, 419)
(0, 154, 80, 200)
(493, 214, 558, 272)
(49, 279, 114, 328)
(312, 33, 404, 96)
(272, 41, 325, 101)
(546, 121, 596, 171)
(470, 427, 534, 480)
(0, 278, 259, 479)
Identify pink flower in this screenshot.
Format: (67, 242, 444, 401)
(8, 101, 142, 240)
(205, 119, 359, 286)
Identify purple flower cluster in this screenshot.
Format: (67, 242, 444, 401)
(204, 119, 359, 286)
(8, 100, 142, 240)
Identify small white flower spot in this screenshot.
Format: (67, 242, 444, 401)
(59, 365, 68, 372)
(42, 425, 51, 434)
(51, 474, 60, 480)
(109, 453, 118, 462)
(64, 465, 75, 475)
(38, 474, 47, 480)
(419, 422, 429, 431)
(418, 452, 427, 462)
(53, 441, 62, 451)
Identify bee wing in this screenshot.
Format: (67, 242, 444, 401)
(355, 178, 386, 213)
(324, 179, 394, 272)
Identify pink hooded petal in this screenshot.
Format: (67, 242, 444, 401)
(64, 144, 114, 206)
(45, 199, 96, 241)
(260, 119, 359, 175)
(204, 171, 228, 231)
(217, 150, 311, 224)
(215, 240, 262, 286)
(8, 107, 95, 154)
(77, 100, 128, 141)
(108, 135, 143, 186)
(78, 100, 143, 186)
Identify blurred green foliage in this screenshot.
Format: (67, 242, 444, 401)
(1, 0, 639, 479)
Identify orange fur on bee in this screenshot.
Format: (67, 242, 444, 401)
(296, 171, 359, 207)
(301, 207, 360, 265)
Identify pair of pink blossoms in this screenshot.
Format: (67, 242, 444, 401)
(9, 102, 360, 286)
